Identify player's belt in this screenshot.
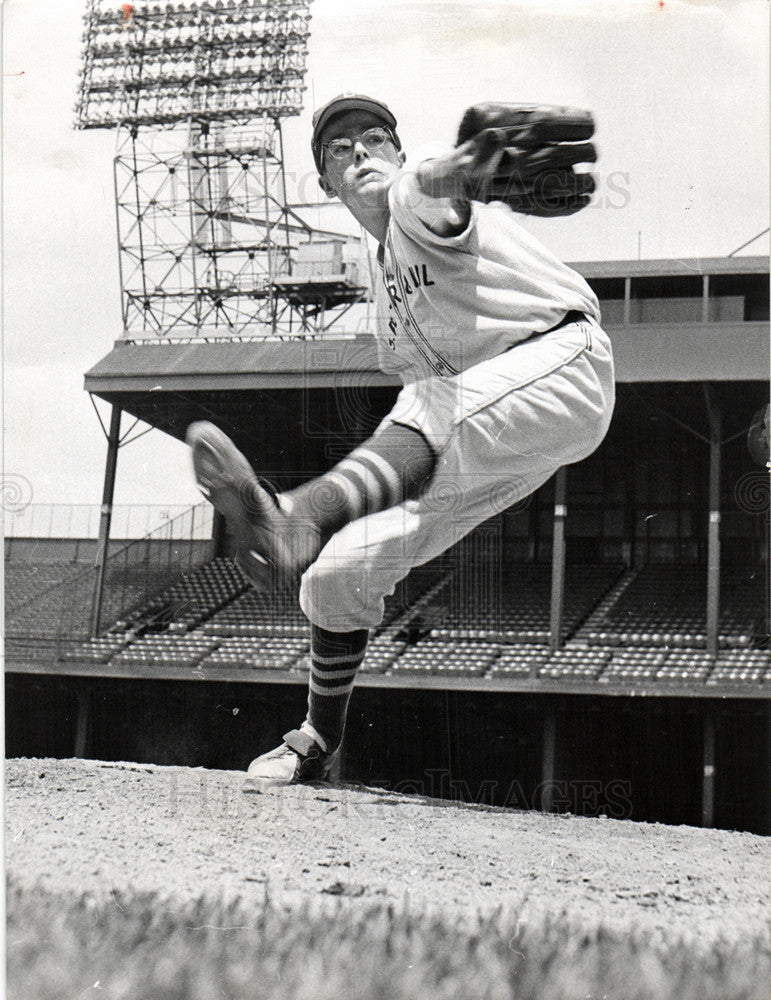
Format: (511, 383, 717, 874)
(543, 309, 587, 334)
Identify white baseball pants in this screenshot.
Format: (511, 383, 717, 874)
(300, 315, 615, 632)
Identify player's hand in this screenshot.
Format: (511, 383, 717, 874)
(416, 129, 507, 203)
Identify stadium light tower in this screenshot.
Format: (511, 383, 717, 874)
(75, 1, 366, 341)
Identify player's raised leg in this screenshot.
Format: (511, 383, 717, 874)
(186, 419, 435, 586)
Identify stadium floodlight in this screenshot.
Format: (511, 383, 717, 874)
(75, 0, 312, 129)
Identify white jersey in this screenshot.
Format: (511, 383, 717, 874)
(375, 144, 601, 382)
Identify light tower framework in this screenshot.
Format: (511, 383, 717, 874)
(76, 0, 367, 342)
(112, 118, 297, 340)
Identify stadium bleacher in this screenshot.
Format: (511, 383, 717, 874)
(115, 556, 248, 634)
(20, 545, 765, 694)
(577, 565, 760, 650)
(199, 584, 306, 638)
(199, 635, 309, 672)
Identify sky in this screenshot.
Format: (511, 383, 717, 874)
(2, 0, 769, 519)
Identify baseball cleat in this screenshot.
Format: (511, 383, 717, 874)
(242, 724, 337, 791)
(185, 421, 319, 586)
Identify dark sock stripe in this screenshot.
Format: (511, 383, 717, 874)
(307, 625, 369, 752)
(310, 670, 361, 689)
(348, 452, 400, 511)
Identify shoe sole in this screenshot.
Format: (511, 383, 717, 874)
(186, 422, 274, 588)
(242, 772, 333, 794)
(242, 754, 336, 794)
(242, 775, 295, 793)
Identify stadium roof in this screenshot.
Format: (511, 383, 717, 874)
(569, 255, 769, 277)
(84, 255, 769, 437)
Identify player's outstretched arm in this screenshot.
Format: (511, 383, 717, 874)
(411, 131, 505, 236)
(416, 129, 507, 204)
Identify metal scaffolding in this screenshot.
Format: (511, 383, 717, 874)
(112, 119, 292, 339)
(75, 0, 368, 342)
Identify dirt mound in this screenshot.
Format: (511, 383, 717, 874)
(6, 757, 770, 940)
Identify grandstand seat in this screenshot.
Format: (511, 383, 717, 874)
(538, 647, 612, 680)
(578, 564, 764, 651)
(389, 640, 498, 677)
(489, 647, 548, 678)
(5, 563, 83, 613)
(598, 649, 668, 683)
(5, 561, 99, 641)
(59, 636, 131, 663)
(112, 557, 244, 634)
(198, 635, 308, 671)
(359, 637, 407, 674)
(7, 536, 767, 699)
(707, 649, 771, 686)
(111, 635, 220, 670)
(198, 582, 306, 637)
(655, 651, 714, 683)
(429, 563, 622, 646)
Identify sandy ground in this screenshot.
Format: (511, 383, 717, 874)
(5, 757, 770, 941)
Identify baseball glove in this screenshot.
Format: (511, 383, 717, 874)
(455, 102, 597, 217)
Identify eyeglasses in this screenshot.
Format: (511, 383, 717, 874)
(322, 126, 394, 163)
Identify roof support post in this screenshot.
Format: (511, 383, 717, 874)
(704, 386, 722, 658)
(540, 700, 557, 812)
(701, 703, 716, 828)
(549, 466, 568, 652)
(90, 404, 122, 637)
(767, 477, 771, 650)
(623, 276, 631, 325)
(74, 686, 91, 758)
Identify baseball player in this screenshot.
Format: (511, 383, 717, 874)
(187, 93, 615, 789)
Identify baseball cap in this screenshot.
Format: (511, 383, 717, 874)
(311, 92, 399, 171)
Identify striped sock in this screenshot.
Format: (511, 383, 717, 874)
(320, 445, 404, 519)
(278, 423, 435, 544)
(306, 625, 369, 752)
